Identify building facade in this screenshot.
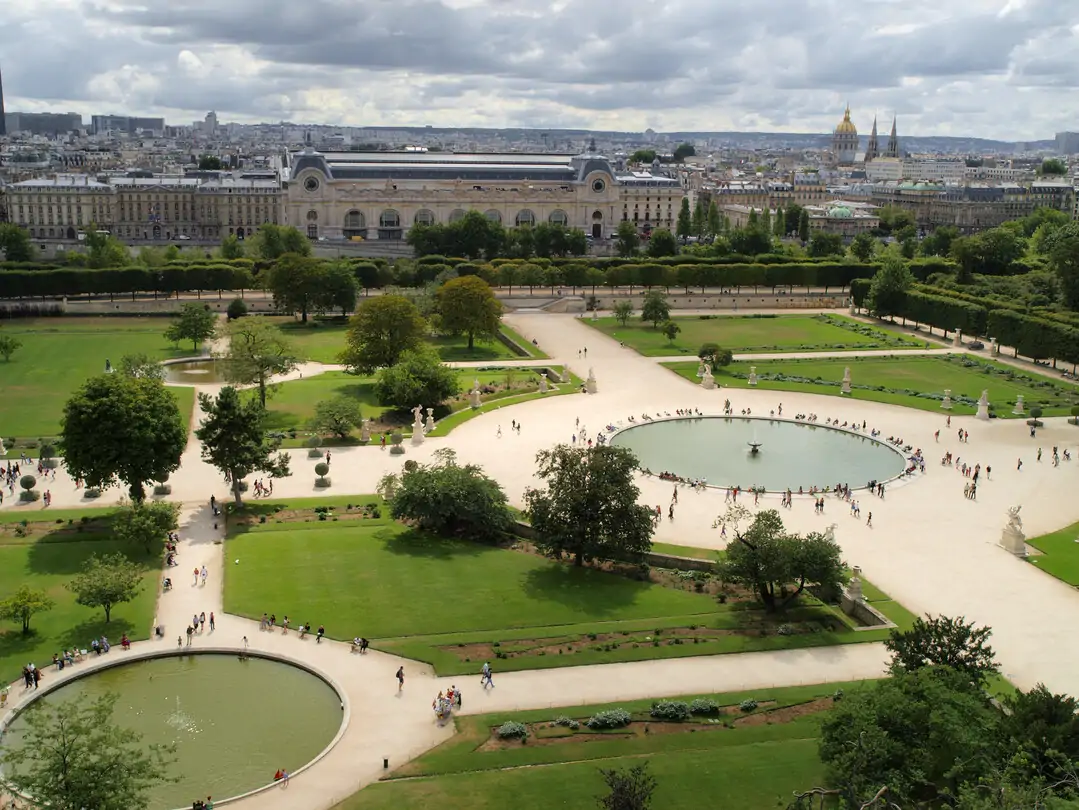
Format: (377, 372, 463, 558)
(5, 175, 114, 239)
(832, 107, 859, 166)
(284, 148, 683, 241)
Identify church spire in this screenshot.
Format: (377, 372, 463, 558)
(885, 115, 900, 158)
(865, 115, 879, 162)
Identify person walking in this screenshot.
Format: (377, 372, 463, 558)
(209, 612, 215, 632)
(396, 666, 405, 691)
(866, 512, 872, 528)
(193, 567, 200, 586)
(316, 625, 325, 644)
(481, 661, 494, 689)
(201, 565, 208, 585)
(199, 612, 206, 632)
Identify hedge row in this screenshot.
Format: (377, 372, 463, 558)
(0, 265, 254, 298)
(915, 283, 1079, 330)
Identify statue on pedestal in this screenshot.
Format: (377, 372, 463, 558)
(560, 368, 570, 384)
(975, 389, 990, 421)
(540, 374, 549, 393)
(411, 404, 425, 446)
(360, 419, 371, 443)
(425, 407, 435, 433)
(840, 367, 852, 395)
(701, 363, 715, 390)
(585, 367, 598, 394)
(991, 338, 1000, 357)
(748, 366, 758, 386)
(847, 565, 864, 602)
(941, 389, 953, 410)
(953, 329, 963, 348)
(469, 379, 482, 409)
(999, 505, 1027, 557)
(1012, 395, 1025, 416)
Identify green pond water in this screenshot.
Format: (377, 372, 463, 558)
(163, 359, 229, 384)
(2, 653, 343, 809)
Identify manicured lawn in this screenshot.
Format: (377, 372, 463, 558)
(587, 313, 923, 357)
(1027, 520, 1079, 586)
(0, 318, 194, 442)
(335, 680, 875, 810)
(0, 511, 162, 684)
(664, 354, 1079, 418)
(224, 515, 913, 675)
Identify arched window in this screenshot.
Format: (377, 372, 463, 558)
(548, 209, 568, 227)
(515, 209, 535, 228)
(343, 210, 367, 239)
(379, 210, 400, 228)
(414, 209, 435, 226)
(449, 209, 467, 223)
(306, 210, 318, 222)
(484, 209, 502, 224)
(592, 210, 603, 221)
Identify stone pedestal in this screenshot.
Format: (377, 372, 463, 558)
(411, 406, 425, 446)
(591, 309, 598, 321)
(840, 367, 852, 395)
(701, 372, 715, 390)
(360, 419, 371, 443)
(999, 525, 1027, 557)
(991, 338, 1000, 357)
(560, 368, 570, 384)
(585, 368, 598, 394)
(975, 390, 990, 421)
(941, 389, 953, 410)
(952, 329, 963, 348)
(847, 566, 864, 602)
(425, 408, 435, 433)
(469, 380, 481, 409)
(540, 375, 549, 393)
(748, 366, 758, 386)
(1012, 395, 1025, 416)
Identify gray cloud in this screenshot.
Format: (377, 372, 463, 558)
(2, 0, 1078, 140)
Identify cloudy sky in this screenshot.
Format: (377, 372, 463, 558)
(3, 0, 1078, 139)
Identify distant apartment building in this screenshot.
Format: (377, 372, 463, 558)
(865, 157, 965, 183)
(869, 181, 1075, 232)
(4, 111, 83, 136)
(1056, 132, 1079, 155)
(91, 115, 166, 136)
(721, 200, 878, 238)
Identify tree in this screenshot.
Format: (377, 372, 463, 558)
(3, 692, 175, 810)
(672, 142, 696, 162)
(615, 220, 639, 257)
(629, 149, 657, 164)
(1040, 158, 1068, 176)
(84, 228, 128, 268)
(772, 208, 785, 238)
(921, 225, 958, 257)
(67, 552, 144, 623)
(598, 763, 657, 810)
(867, 251, 913, 318)
(613, 300, 635, 326)
(60, 374, 185, 502)
(715, 506, 847, 612)
(698, 342, 733, 367)
(647, 228, 678, 257)
(885, 614, 999, 688)
(341, 294, 427, 374)
(0, 331, 23, 361)
(691, 200, 705, 239)
(995, 683, 1079, 786)
(0, 585, 54, 634)
(849, 232, 877, 262)
(662, 320, 680, 342)
(381, 449, 511, 541)
(227, 297, 248, 320)
(312, 395, 364, 439)
(375, 345, 460, 409)
(437, 275, 502, 350)
(220, 317, 298, 407)
(641, 290, 671, 328)
(247, 224, 311, 260)
(113, 501, 180, 553)
(1046, 223, 1079, 310)
(219, 233, 245, 259)
(195, 386, 291, 505)
(0, 222, 33, 262)
(321, 261, 359, 317)
(118, 352, 166, 381)
(798, 209, 810, 244)
(164, 302, 217, 351)
(198, 154, 223, 170)
(264, 253, 326, 323)
(707, 201, 722, 239)
(676, 198, 692, 241)
(524, 445, 655, 566)
(819, 667, 996, 807)
(809, 231, 844, 257)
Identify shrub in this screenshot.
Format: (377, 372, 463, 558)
(739, 699, 758, 713)
(650, 701, 690, 721)
(586, 709, 632, 729)
(19, 474, 36, 492)
(153, 483, 172, 496)
(403, 459, 419, 473)
(305, 435, 323, 448)
(833, 688, 845, 701)
(496, 721, 528, 739)
(19, 490, 41, 502)
(227, 298, 248, 320)
(689, 698, 720, 715)
(553, 716, 580, 730)
(315, 462, 330, 477)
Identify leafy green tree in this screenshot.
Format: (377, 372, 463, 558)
(784, 203, 803, 237)
(867, 251, 913, 317)
(520, 262, 544, 293)
(0, 332, 23, 361)
(729, 226, 772, 256)
(312, 395, 364, 439)
(198, 154, 223, 170)
(60, 374, 185, 502)
(615, 220, 639, 257)
(692, 200, 706, 239)
(264, 253, 326, 323)
(227, 297, 248, 320)
(1040, 158, 1068, 176)
(0, 585, 54, 634)
(760, 207, 772, 235)
(84, 227, 129, 268)
(647, 228, 678, 257)
(698, 342, 733, 367)
(113, 502, 179, 553)
(996, 683, 1079, 787)
(248, 224, 311, 260)
(707, 201, 722, 238)
(321, 261, 359, 317)
(381, 449, 511, 541)
(375, 345, 460, 409)
(341, 295, 426, 373)
(1045, 223, 1079, 310)
(524, 445, 655, 566)
(876, 205, 916, 235)
(67, 552, 144, 623)
(715, 506, 847, 612)
(598, 763, 657, 810)
(641, 290, 670, 328)
(921, 225, 958, 257)
(220, 317, 298, 407)
(676, 198, 692, 241)
(672, 142, 696, 162)
(118, 353, 166, 381)
(2, 692, 175, 810)
(0, 222, 34, 261)
(1023, 206, 1070, 240)
(436, 275, 502, 350)
(164, 302, 217, 351)
(797, 209, 810, 244)
(629, 149, 657, 164)
(195, 386, 291, 505)
(219, 233, 245, 259)
(662, 320, 680, 343)
(819, 667, 996, 807)
(979, 226, 1027, 275)
(885, 613, 999, 688)
(772, 208, 785, 238)
(566, 227, 588, 256)
(809, 231, 844, 257)
(613, 300, 634, 326)
(849, 232, 877, 262)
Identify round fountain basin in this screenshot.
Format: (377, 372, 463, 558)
(163, 359, 229, 384)
(1, 653, 344, 809)
(611, 416, 907, 492)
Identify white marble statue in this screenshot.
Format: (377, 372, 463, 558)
(976, 389, 990, 421)
(469, 379, 481, 409)
(425, 407, 435, 433)
(411, 405, 425, 446)
(941, 389, 953, 410)
(701, 363, 715, 390)
(585, 367, 597, 394)
(823, 523, 837, 543)
(1000, 505, 1026, 557)
(748, 366, 758, 386)
(360, 419, 371, 442)
(1012, 395, 1025, 416)
(540, 374, 549, 393)
(841, 366, 852, 395)
(1007, 505, 1023, 532)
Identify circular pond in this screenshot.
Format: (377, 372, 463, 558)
(611, 417, 906, 492)
(162, 359, 228, 384)
(2, 653, 343, 809)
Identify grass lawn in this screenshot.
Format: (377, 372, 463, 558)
(664, 354, 1079, 418)
(0, 317, 194, 443)
(223, 513, 913, 675)
(0, 510, 162, 684)
(334, 680, 875, 810)
(1027, 520, 1079, 586)
(587, 313, 923, 357)
(269, 316, 544, 364)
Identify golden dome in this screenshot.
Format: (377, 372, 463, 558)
(835, 106, 858, 135)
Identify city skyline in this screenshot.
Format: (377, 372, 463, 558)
(2, 0, 1078, 141)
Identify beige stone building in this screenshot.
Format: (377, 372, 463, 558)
(6, 175, 114, 240)
(285, 148, 684, 240)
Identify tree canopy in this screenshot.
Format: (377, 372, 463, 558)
(884, 613, 1000, 688)
(164, 301, 216, 351)
(867, 251, 913, 317)
(436, 275, 502, 350)
(0, 222, 34, 262)
(312, 395, 364, 439)
(113, 501, 180, 553)
(375, 344, 460, 409)
(672, 142, 696, 162)
(647, 228, 678, 257)
(247, 224, 311, 260)
(341, 294, 427, 374)
(67, 552, 145, 623)
(615, 220, 640, 257)
(219, 317, 298, 407)
(263, 253, 327, 323)
(641, 290, 671, 328)
(0, 585, 54, 634)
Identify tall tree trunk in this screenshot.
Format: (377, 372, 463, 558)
(258, 374, 267, 408)
(233, 477, 244, 506)
(468, 330, 475, 350)
(129, 481, 145, 503)
(104, 604, 112, 623)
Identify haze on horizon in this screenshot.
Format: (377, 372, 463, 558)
(3, 0, 1077, 141)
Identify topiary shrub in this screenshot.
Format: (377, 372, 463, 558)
(1071, 405, 1079, 426)
(1029, 406, 1044, 427)
(496, 721, 528, 740)
(689, 698, 720, 716)
(650, 701, 690, 721)
(19, 490, 41, 503)
(314, 462, 331, 488)
(20, 474, 36, 493)
(227, 298, 248, 320)
(153, 483, 173, 496)
(39, 443, 59, 469)
(403, 459, 419, 473)
(586, 709, 631, 729)
(390, 430, 405, 455)
(739, 699, 758, 713)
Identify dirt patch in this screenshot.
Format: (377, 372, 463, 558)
(733, 697, 833, 727)
(227, 504, 383, 527)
